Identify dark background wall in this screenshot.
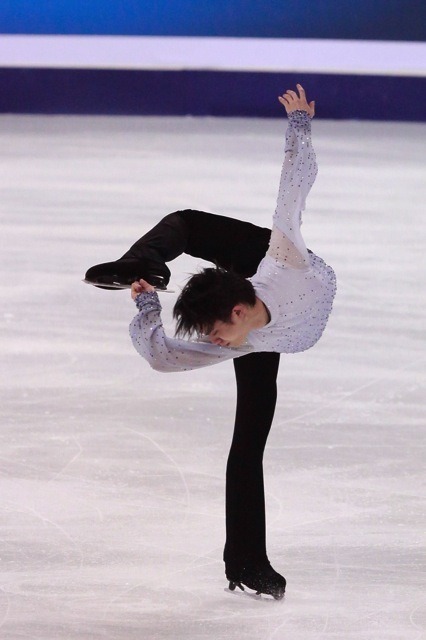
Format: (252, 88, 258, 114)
(1, 0, 424, 40)
(1, 0, 425, 120)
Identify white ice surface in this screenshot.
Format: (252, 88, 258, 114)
(0, 115, 425, 639)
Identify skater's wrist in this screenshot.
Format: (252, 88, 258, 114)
(134, 290, 159, 311)
(287, 110, 312, 128)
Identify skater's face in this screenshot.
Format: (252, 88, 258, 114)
(207, 307, 249, 348)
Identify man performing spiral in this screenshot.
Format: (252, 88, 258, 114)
(85, 84, 336, 599)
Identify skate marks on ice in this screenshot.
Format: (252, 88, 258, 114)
(0, 115, 425, 639)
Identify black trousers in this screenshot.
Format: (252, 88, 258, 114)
(123, 209, 280, 574)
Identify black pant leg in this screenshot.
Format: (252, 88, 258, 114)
(178, 209, 271, 277)
(118, 208, 270, 277)
(224, 351, 280, 574)
(120, 211, 190, 263)
(86, 208, 270, 285)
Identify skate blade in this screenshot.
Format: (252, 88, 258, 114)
(226, 582, 285, 601)
(82, 279, 174, 292)
(226, 588, 284, 601)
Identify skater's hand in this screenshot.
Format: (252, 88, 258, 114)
(131, 279, 155, 299)
(278, 84, 315, 118)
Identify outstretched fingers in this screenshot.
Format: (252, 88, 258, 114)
(286, 89, 298, 99)
(278, 84, 315, 118)
(278, 95, 290, 107)
(297, 84, 306, 100)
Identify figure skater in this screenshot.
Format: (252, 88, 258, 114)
(85, 85, 336, 599)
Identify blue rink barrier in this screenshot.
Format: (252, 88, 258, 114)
(0, 67, 424, 121)
(1, 0, 424, 41)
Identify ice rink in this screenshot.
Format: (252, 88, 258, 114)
(1, 113, 425, 639)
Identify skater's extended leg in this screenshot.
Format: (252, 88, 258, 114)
(84, 208, 270, 288)
(120, 211, 189, 264)
(178, 209, 270, 278)
(84, 211, 189, 289)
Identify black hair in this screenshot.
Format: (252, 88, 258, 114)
(173, 267, 256, 338)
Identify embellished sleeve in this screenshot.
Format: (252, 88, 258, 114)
(129, 291, 244, 372)
(267, 110, 318, 269)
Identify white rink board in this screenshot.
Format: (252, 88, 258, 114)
(0, 115, 425, 639)
(2, 35, 425, 76)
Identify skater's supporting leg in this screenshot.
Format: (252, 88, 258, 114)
(224, 351, 280, 574)
(179, 212, 282, 580)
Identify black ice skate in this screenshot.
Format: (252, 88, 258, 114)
(83, 258, 170, 291)
(227, 561, 286, 600)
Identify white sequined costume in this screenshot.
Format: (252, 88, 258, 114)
(129, 110, 336, 372)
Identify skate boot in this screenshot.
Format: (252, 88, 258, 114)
(227, 561, 286, 600)
(83, 258, 170, 291)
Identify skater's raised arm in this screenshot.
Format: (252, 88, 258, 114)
(267, 85, 317, 269)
